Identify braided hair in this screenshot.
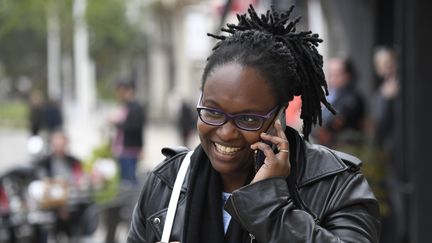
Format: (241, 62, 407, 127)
(201, 5, 336, 139)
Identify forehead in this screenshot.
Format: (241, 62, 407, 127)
(375, 51, 394, 64)
(202, 62, 276, 112)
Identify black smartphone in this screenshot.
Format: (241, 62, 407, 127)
(254, 106, 287, 172)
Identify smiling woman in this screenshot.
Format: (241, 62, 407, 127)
(128, 5, 380, 243)
(197, 63, 278, 192)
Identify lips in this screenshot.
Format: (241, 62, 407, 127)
(214, 142, 241, 155)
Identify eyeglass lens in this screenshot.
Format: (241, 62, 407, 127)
(198, 108, 264, 130)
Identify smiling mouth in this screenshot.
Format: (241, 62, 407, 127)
(214, 142, 241, 155)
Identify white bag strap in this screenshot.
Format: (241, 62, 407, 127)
(160, 150, 193, 243)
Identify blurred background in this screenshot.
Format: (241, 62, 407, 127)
(0, 0, 431, 242)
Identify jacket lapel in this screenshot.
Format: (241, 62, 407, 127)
(285, 127, 348, 188)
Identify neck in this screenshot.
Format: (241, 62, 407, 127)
(384, 73, 397, 81)
(53, 152, 65, 157)
(220, 169, 253, 193)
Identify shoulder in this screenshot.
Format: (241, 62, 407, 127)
(34, 155, 51, 168)
(128, 101, 144, 110)
(152, 146, 189, 172)
(136, 146, 191, 210)
(328, 149, 362, 167)
(161, 146, 189, 159)
(305, 142, 361, 167)
(144, 146, 190, 188)
(34, 155, 50, 164)
(65, 154, 81, 164)
(300, 143, 362, 186)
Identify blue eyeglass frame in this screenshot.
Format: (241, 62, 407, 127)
(196, 105, 280, 131)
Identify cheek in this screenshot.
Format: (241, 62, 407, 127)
(197, 120, 212, 142)
(243, 132, 262, 146)
(246, 120, 274, 145)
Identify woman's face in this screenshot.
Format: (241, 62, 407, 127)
(198, 62, 277, 178)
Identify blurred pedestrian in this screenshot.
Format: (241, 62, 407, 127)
(373, 46, 405, 243)
(177, 99, 197, 148)
(28, 89, 45, 136)
(106, 81, 146, 243)
(109, 81, 146, 185)
(35, 130, 84, 189)
(34, 130, 90, 242)
(27, 91, 63, 157)
(373, 46, 400, 153)
(128, 5, 380, 243)
(313, 57, 365, 147)
(43, 99, 63, 133)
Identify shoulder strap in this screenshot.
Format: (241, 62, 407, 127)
(160, 150, 193, 243)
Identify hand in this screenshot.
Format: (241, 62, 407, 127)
(381, 78, 399, 99)
(250, 119, 291, 183)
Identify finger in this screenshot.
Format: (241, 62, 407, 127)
(260, 131, 289, 151)
(275, 119, 287, 139)
(252, 141, 290, 166)
(274, 120, 290, 150)
(250, 141, 278, 162)
(251, 141, 292, 183)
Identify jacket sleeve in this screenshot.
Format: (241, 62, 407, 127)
(225, 175, 380, 243)
(128, 202, 148, 243)
(128, 173, 158, 243)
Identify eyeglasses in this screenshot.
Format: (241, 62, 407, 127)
(196, 105, 280, 131)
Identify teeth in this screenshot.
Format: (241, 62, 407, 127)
(215, 143, 240, 154)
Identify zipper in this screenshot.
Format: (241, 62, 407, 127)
(249, 233, 255, 243)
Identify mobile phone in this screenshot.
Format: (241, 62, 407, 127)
(254, 106, 287, 172)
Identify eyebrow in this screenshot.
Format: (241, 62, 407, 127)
(200, 94, 274, 114)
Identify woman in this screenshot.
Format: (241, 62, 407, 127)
(128, 5, 380, 243)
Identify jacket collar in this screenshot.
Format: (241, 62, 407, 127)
(153, 150, 192, 193)
(153, 129, 348, 190)
(153, 146, 207, 193)
(285, 127, 348, 188)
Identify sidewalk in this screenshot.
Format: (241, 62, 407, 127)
(139, 122, 199, 171)
(0, 127, 30, 172)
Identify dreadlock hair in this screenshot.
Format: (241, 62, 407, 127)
(201, 5, 336, 139)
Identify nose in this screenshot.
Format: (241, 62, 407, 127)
(216, 120, 241, 140)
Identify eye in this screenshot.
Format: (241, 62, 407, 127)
(236, 115, 262, 126)
(201, 109, 225, 120)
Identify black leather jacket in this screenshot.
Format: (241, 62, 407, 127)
(128, 129, 380, 243)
